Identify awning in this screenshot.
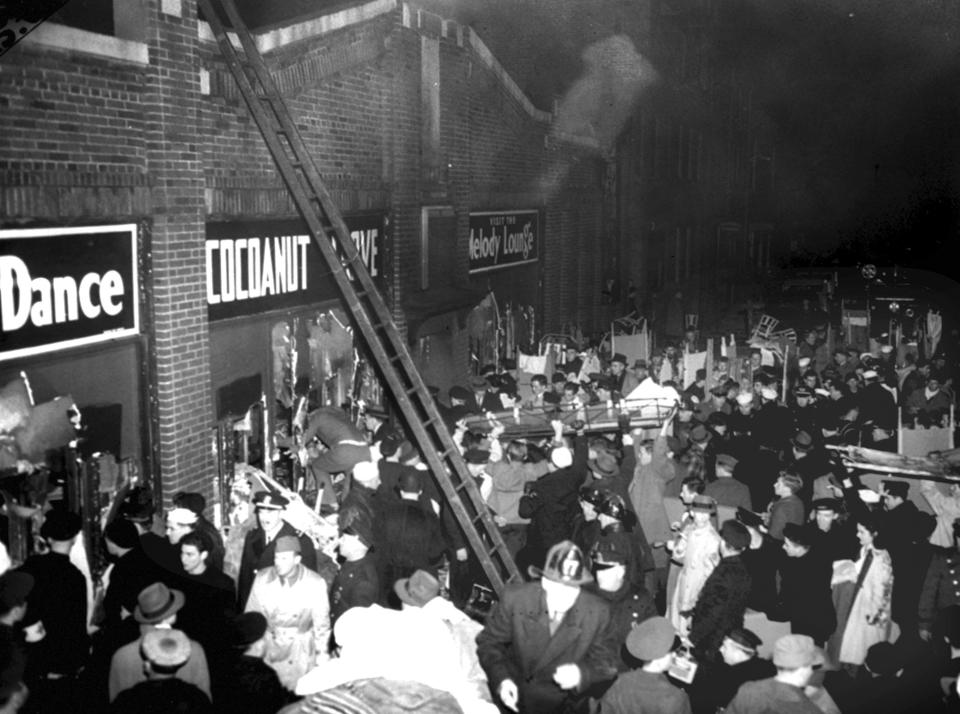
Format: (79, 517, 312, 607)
(402, 285, 487, 340)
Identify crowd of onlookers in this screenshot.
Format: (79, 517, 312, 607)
(0, 326, 959, 713)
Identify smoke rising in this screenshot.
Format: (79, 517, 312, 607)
(550, 34, 656, 154)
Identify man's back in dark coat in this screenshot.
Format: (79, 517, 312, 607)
(689, 555, 752, 661)
(102, 545, 162, 626)
(778, 550, 835, 644)
(379, 498, 444, 573)
(19, 551, 89, 676)
(213, 653, 292, 714)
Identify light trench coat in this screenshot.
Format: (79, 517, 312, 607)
(667, 522, 721, 636)
(837, 545, 894, 666)
(246, 563, 331, 689)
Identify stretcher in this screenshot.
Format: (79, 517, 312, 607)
(462, 397, 678, 439)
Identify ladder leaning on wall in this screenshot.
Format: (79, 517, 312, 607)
(195, 0, 522, 594)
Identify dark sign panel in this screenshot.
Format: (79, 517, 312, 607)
(0, 224, 139, 362)
(206, 214, 387, 322)
(468, 210, 539, 274)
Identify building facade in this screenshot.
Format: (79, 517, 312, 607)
(0, 0, 617, 507)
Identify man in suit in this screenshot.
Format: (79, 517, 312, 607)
(778, 523, 835, 645)
(237, 491, 318, 608)
(477, 540, 618, 713)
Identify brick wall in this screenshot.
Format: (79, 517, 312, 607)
(0, 0, 617, 506)
(142, 0, 214, 503)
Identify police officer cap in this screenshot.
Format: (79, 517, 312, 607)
(448, 385, 472, 402)
(40, 509, 82, 541)
(720, 520, 751, 550)
(727, 627, 763, 652)
(736, 507, 764, 530)
(812, 498, 841, 513)
(252, 491, 288, 510)
(882, 480, 910, 500)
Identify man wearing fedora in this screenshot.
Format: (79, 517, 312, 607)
(477, 540, 617, 713)
(109, 629, 211, 713)
(245, 535, 331, 691)
(237, 490, 318, 608)
(599, 616, 691, 714)
(683, 424, 712, 484)
(108, 582, 210, 703)
(784, 429, 836, 507)
(395, 569, 493, 706)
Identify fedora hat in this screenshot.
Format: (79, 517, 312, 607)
(134, 582, 185, 624)
(394, 569, 441, 607)
(689, 424, 712, 444)
(627, 616, 676, 661)
(588, 450, 620, 477)
(529, 540, 593, 586)
(791, 430, 814, 451)
(141, 628, 192, 669)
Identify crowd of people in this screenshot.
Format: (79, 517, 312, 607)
(0, 327, 959, 713)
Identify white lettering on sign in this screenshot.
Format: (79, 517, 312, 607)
(206, 235, 311, 305)
(469, 221, 535, 264)
(469, 228, 502, 263)
(338, 228, 381, 280)
(502, 221, 535, 260)
(353, 228, 379, 278)
(0, 255, 125, 332)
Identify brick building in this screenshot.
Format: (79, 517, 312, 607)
(616, 0, 780, 338)
(0, 0, 616, 507)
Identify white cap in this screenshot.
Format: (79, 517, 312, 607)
(862, 370, 879, 380)
(760, 386, 778, 401)
(880, 345, 894, 354)
(352, 460, 380, 483)
(735, 392, 753, 406)
(858, 488, 882, 504)
(798, 357, 811, 369)
(166, 508, 199, 526)
(860, 352, 874, 361)
(815, 388, 831, 398)
(551, 446, 573, 469)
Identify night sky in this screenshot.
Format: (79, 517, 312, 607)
(409, 0, 960, 278)
(43, 0, 959, 279)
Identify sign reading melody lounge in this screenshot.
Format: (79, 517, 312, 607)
(0, 224, 140, 362)
(468, 210, 539, 274)
(205, 214, 387, 321)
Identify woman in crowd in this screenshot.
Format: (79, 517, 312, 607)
(829, 512, 894, 671)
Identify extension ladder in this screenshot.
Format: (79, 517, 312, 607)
(196, 0, 522, 593)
